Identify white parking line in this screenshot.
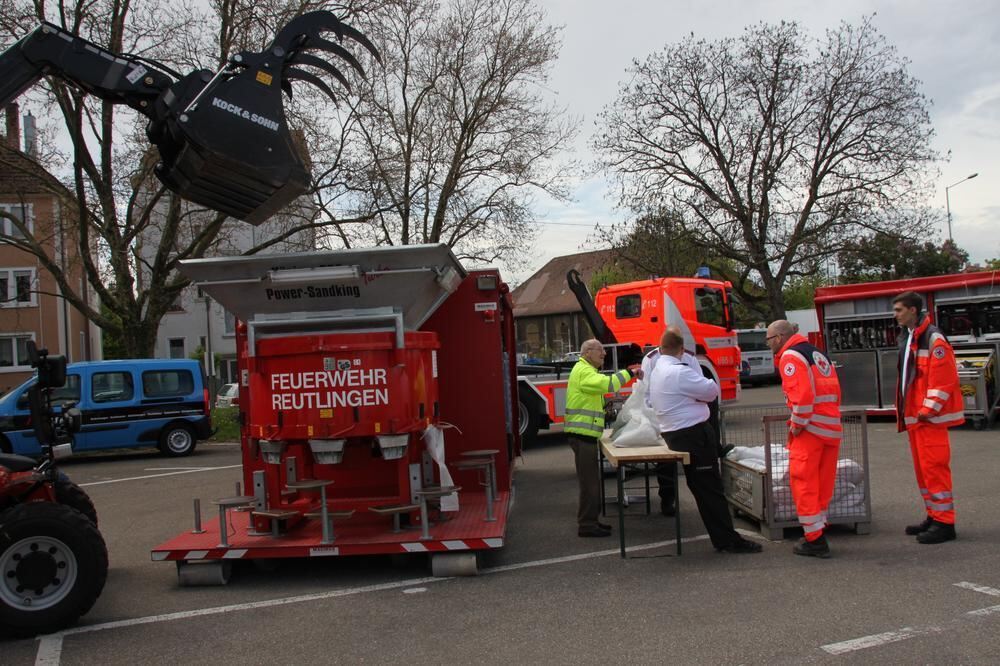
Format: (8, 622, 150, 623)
(821, 627, 943, 655)
(34, 532, 715, 665)
(78, 465, 242, 487)
(143, 467, 205, 471)
(955, 581, 1000, 597)
(821, 580, 1000, 655)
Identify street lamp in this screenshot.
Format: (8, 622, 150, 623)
(945, 172, 978, 242)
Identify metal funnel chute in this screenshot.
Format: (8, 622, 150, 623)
(178, 244, 466, 339)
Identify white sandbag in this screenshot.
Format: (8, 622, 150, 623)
(771, 485, 796, 521)
(610, 381, 663, 448)
(611, 380, 647, 432)
(612, 418, 662, 447)
(733, 458, 767, 473)
(836, 459, 864, 486)
(727, 446, 766, 462)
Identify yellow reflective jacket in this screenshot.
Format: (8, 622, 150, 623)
(565, 359, 633, 438)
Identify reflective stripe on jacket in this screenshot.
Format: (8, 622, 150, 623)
(896, 317, 964, 432)
(565, 359, 632, 438)
(777, 334, 842, 441)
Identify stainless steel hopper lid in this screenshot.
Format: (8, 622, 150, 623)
(178, 243, 466, 328)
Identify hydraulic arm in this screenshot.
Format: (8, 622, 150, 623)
(0, 12, 378, 224)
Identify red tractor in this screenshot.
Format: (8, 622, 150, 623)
(0, 342, 107, 637)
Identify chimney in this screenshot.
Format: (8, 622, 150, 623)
(23, 111, 37, 157)
(5, 102, 20, 150)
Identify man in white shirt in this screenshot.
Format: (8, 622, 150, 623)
(649, 329, 761, 554)
(640, 328, 702, 516)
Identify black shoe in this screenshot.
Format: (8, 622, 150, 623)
(793, 535, 831, 558)
(905, 517, 933, 536)
(716, 537, 762, 554)
(660, 501, 676, 517)
(916, 521, 956, 544)
(597, 521, 612, 530)
(578, 526, 612, 538)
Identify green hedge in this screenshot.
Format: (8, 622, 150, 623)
(210, 406, 241, 442)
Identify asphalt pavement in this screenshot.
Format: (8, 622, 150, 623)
(5, 383, 1000, 665)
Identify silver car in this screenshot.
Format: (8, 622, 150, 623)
(215, 383, 239, 408)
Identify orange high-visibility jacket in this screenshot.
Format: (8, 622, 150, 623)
(777, 334, 842, 441)
(896, 317, 964, 432)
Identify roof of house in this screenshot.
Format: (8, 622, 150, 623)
(511, 249, 616, 317)
(0, 143, 74, 200)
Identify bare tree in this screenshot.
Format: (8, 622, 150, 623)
(337, 0, 576, 267)
(594, 18, 941, 318)
(592, 210, 705, 279)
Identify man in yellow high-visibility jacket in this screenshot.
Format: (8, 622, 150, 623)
(565, 338, 640, 537)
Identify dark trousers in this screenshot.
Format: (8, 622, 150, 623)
(569, 435, 601, 529)
(657, 398, 723, 506)
(662, 420, 741, 549)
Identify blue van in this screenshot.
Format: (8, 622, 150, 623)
(0, 359, 212, 457)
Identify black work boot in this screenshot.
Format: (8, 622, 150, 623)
(793, 535, 831, 558)
(916, 520, 956, 544)
(660, 500, 676, 517)
(904, 517, 933, 536)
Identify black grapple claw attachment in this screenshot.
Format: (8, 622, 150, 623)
(150, 11, 379, 224)
(1, 11, 379, 225)
(285, 67, 339, 104)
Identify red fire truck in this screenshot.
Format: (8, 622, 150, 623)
(152, 245, 519, 580)
(517, 270, 741, 442)
(814, 270, 1000, 428)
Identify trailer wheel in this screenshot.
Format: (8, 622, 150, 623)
(0, 502, 108, 637)
(517, 387, 540, 446)
(54, 477, 99, 527)
(159, 423, 197, 457)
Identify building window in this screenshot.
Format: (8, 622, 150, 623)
(224, 310, 235, 336)
(0, 334, 34, 369)
(0, 268, 37, 307)
(0, 203, 34, 239)
(168, 338, 185, 359)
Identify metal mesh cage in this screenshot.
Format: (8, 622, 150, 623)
(720, 404, 872, 539)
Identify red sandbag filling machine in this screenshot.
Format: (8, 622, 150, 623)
(152, 244, 520, 581)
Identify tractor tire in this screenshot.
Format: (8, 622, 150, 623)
(0, 502, 108, 637)
(55, 477, 99, 528)
(158, 422, 197, 457)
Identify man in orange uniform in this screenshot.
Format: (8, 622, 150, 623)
(766, 320, 842, 558)
(893, 291, 962, 544)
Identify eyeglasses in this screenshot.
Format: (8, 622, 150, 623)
(766, 335, 780, 342)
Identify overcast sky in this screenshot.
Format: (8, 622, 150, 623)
(510, 0, 1000, 284)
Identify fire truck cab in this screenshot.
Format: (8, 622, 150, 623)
(517, 274, 740, 443)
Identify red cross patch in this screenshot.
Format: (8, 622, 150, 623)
(933, 346, 945, 359)
(812, 351, 832, 377)
(783, 363, 796, 377)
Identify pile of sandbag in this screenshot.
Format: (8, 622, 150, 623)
(725, 446, 867, 521)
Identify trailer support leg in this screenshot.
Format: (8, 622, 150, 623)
(431, 552, 478, 577)
(177, 560, 232, 586)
